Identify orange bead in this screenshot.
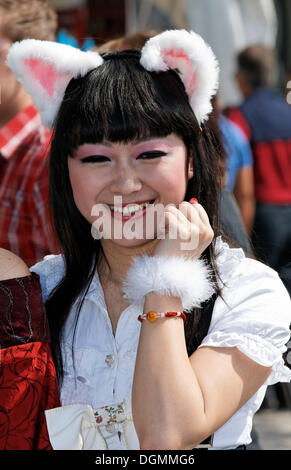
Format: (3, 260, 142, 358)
(146, 311, 157, 322)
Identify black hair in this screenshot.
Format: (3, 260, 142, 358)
(45, 50, 226, 383)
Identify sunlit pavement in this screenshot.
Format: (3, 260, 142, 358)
(252, 410, 291, 450)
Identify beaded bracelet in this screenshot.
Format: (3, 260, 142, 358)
(138, 311, 186, 323)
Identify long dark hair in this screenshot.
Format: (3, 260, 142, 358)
(45, 50, 226, 383)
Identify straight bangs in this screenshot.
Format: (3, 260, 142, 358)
(54, 50, 199, 157)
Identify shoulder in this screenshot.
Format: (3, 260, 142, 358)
(223, 106, 251, 141)
(0, 248, 30, 280)
(220, 116, 252, 161)
(205, 237, 291, 384)
(201, 237, 291, 384)
(30, 254, 65, 302)
(220, 115, 243, 139)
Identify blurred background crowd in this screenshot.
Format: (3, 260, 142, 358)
(0, 0, 290, 446)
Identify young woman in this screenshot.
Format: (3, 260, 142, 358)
(1, 30, 291, 450)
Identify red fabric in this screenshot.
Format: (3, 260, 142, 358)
(225, 107, 251, 141)
(226, 107, 291, 203)
(252, 140, 291, 203)
(0, 273, 60, 450)
(0, 104, 60, 266)
(0, 342, 60, 450)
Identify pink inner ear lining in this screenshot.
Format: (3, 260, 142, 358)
(163, 49, 196, 95)
(164, 49, 190, 62)
(25, 58, 58, 97)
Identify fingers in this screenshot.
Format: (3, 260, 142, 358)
(191, 202, 214, 246)
(179, 201, 201, 227)
(192, 201, 211, 227)
(164, 201, 206, 232)
(164, 208, 192, 240)
(154, 199, 214, 258)
(163, 204, 198, 245)
(161, 200, 213, 245)
(177, 200, 210, 234)
(165, 203, 191, 226)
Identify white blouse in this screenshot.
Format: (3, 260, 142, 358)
(31, 236, 291, 450)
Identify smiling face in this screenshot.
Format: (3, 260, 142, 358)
(68, 133, 192, 247)
(49, 52, 202, 251)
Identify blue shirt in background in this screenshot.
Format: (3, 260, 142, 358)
(219, 115, 253, 192)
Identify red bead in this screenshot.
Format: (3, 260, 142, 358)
(165, 312, 178, 317)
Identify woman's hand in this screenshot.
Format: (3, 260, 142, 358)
(154, 199, 214, 259)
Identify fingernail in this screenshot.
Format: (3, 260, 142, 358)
(190, 198, 198, 204)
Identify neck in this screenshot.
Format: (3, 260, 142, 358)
(98, 238, 160, 286)
(240, 83, 255, 99)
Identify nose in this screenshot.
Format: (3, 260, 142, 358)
(109, 164, 142, 195)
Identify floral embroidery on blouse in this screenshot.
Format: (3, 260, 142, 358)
(94, 403, 124, 425)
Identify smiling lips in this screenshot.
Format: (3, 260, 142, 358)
(107, 200, 154, 217)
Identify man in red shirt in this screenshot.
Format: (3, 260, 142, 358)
(227, 45, 291, 298)
(0, 0, 59, 266)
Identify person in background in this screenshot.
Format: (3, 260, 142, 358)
(0, 0, 59, 266)
(219, 114, 255, 236)
(226, 44, 291, 297)
(96, 30, 158, 54)
(57, 28, 95, 51)
(207, 95, 254, 252)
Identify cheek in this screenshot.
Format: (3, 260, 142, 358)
(0, 67, 18, 101)
(149, 156, 188, 204)
(68, 162, 101, 222)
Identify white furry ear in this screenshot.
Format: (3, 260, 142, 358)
(6, 39, 103, 129)
(140, 30, 219, 124)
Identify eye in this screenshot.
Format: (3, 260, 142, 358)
(80, 155, 110, 163)
(137, 151, 167, 160)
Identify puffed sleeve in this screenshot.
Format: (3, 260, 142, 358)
(199, 239, 291, 386)
(30, 253, 65, 302)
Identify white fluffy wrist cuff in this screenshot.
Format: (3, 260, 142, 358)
(123, 255, 215, 312)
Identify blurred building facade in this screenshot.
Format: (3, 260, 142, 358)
(51, 0, 126, 45)
(125, 0, 278, 106)
(51, 0, 291, 106)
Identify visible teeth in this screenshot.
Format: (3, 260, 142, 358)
(123, 204, 141, 215)
(110, 200, 152, 215)
(115, 207, 123, 214)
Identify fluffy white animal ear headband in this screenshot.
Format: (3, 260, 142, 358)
(7, 30, 219, 129)
(6, 39, 103, 129)
(140, 30, 219, 125)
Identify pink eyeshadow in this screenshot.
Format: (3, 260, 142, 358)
(73, 139, 174, 159)
(133, 141, 171, 157)
(73, 144, 113, 159)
